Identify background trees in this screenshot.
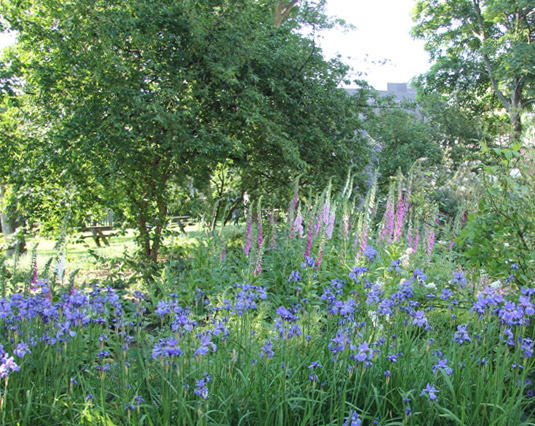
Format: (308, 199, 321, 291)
(0, 0, 370, 260)
(412, 0, 535, 140)
(364, 96, 443, 188)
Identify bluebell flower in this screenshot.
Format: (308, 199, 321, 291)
(413, 268, 427, 283)
(412, 310, 428, 327)
(301, 256, 315, 268)
(276, 306, 298, 322)
(355, 341, 374, 363)
(194, 334, 217, 356)
(343, 409, 362, 426)
(194, 373, 211, 400)
(433, 358, 453, 375)
(403, 398, 411, 417)
(349, 266, 368, 282)
(420, 383, 439, 401)
(451, 271, 467, 286)
(288, 270, 302, 283)
(152, 337, 182, 359)
(521, 338, 534, 358)
(13, 342, 31, 358)
(440, 289, 454, 301)
(362, 245, 379, 262)
(388, 259, 402, 274)
(0, 354, 20, 378)
(453, 324, 471, 345)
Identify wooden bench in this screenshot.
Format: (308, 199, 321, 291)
(169, 216, 196, 233)
(84, 225, 114, 247)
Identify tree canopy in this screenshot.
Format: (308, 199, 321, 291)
(0, 0, 370, 260)
(412, 0, 535, 139)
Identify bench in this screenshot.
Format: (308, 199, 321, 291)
(83, 225, 114, 247)
(169, 216, 196, 233)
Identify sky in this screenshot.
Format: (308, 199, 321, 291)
(0, 0, 431, 91)
(0, 32, 16, 50)
(318, 0, 432, 90)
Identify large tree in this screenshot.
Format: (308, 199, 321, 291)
(412, 0, 535, 139)
(0, 0, 369, 261)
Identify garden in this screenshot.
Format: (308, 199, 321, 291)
(1, 0, 535, 425)
(1, 149, 535, 425)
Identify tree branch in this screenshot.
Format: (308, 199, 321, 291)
(274, 0, 299, 27)
(521, 97, 535, 108)
(472, 0, 511, 111)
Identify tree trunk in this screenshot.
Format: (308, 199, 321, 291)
(149, 194, 168, 262)
(509, 78, 524, 142)
(511, 112, 523, 142)
(134, 153, 171, 263)
(0, 184, 14, 237)
(0, 183, 26, 256)
(210, 199, 221, 232)
(223, 191, 245, 227)
(136, 210, 152, 260)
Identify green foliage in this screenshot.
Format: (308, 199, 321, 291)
(412, 0, 535, 138)
(364, 98, 443, 187)
(457, 145, 535, 285)
(1, 170, 535, 425)
(416, 91, 496, 166)
(0, 0, 371, 261)
(1, 230, 535, 425)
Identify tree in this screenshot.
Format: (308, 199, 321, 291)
(416, 90, 496, 165)
(412, 0, 535, 140)
(364, 96, 443, 187)
(0, 52, 30, 255)
(0, 0, 369, 261)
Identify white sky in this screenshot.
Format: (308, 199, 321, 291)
(1, 0, 432, 91)
(318, 0, 432, 90)
(0, 32, 16, 50)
